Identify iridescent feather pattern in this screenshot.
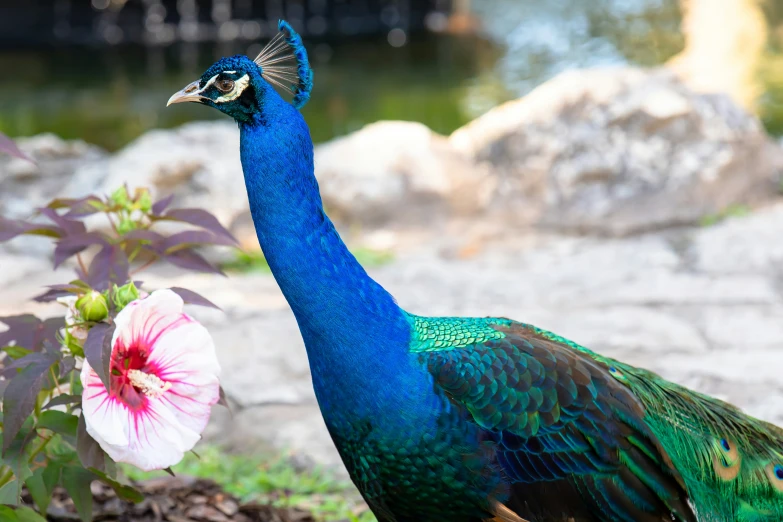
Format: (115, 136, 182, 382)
(412, 316, 696, 521)
(411, 314, 783, 521)
(253, 20, 313, 109)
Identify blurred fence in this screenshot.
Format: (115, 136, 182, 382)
(0, 0, 458, 47)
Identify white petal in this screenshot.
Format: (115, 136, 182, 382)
(80, 288, 220, 471)
(111, 289, 185, 351)
(148, 321, 221, 434)
(82, 362, 201, 471)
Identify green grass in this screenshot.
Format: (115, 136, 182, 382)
(219, 249, 271, 274)
(220, 247, 394, 274)
(122, 446, 376, 522)
(698, 204, 751, 227)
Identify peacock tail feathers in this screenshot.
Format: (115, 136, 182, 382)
(253, 20, 313, 109)
(526, 323, 783, 521)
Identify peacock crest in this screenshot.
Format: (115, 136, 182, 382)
(253, 20, 313, 109)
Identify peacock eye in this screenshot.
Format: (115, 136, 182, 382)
(216, 78, 235, 93)
(765, 463, 783, 491)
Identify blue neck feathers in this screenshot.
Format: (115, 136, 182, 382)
(237, 86, 424, 426)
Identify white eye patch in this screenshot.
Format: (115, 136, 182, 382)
(214, 74, 250, 103)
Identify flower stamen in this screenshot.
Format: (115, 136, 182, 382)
(127, 369, 172, 398)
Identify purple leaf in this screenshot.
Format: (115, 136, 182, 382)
(2, 354, 57, 454)
(122, 229, 165, 242)
(32, 284, 83, 303)
(0, 217, 63, 242)
(161, 208, 237, 243)
(169, 287, 221, 310)
(159, 230, 237, 252)
(59, 356, 76, 377)
(38, 208, 86, 236)
(86, 244, 129, 290)
(54, 232, 110, 268)
(0, 353, 51, 380)
(162, 248, 224, 275)
(83, 323, 115, 392)
(0, 315, 61, 352)
(58, 196, 104, 218)
(0, 131, 33, 163)
(42, 394, 81, 411)
(151, 194, 175, 215)
(76, 415, 105, 472)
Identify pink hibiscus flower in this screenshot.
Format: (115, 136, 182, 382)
(80, 289, 221, 471)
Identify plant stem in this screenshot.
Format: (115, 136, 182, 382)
(28, 434, 54, 463)
(76, 253, 88, 276)
(105, 211, 119, 234)
(0, 466, 14, 489)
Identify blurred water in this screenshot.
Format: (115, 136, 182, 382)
(0, 0, 686, 150)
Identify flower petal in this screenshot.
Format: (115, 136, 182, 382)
(111, 289, 185, 352)
(80, 288, 221, 471)
(81, 359, 201, 471)
(149, 321, 221, 434)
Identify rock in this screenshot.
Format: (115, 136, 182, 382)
(314, 121, 491, 225)
(92, 121, 245, 229)
(451, 67, 783, 235)
(0, 133, 107, 219)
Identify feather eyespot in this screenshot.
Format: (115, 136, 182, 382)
(765, 463, 783, 492)
(713, 437, 741, 481)
(607, 366, 627, 381)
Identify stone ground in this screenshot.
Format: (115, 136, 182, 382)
(3, 201, 783, 473)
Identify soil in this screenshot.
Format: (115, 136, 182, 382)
(23, 475, 317, 522)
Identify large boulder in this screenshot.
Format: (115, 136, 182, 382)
(451, 67, 783, 235)
(314, 121, 491, 225)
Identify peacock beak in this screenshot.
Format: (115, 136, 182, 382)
(166, 81, 206, 106)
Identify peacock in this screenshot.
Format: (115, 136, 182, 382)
(166, 21, 783, 522)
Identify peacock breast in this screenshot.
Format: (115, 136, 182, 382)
(326, 398, 506, 522)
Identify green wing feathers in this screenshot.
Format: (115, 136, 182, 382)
(517, 322, 783, 521)
(412, 316, 696, 521)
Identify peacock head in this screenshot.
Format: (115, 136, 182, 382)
(167, 20, 313, 123)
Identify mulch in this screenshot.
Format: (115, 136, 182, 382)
(23, 475, 318, 522)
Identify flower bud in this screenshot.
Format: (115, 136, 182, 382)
(117, 217, 138, 235)
(76, 291, 109, 322)
(110, 186, 130, 208)
(137, 190, 153, 213)
(114, 282, 140, 310)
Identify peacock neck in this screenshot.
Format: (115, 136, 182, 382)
(237, 105, 420, 423)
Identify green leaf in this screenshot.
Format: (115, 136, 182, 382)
(88, 468, 144, 503)
(0, 416, 36, 501)
(14, 506, 46, 522)
(104, 456, 117, 480)
(37, 411, 78, 440)
(1, 346, 31, 360)
(24, 468, 51, 516)
(42, 461, 62, 493)
(61, 467, 94, 522)
(0, 481, 19, 506)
